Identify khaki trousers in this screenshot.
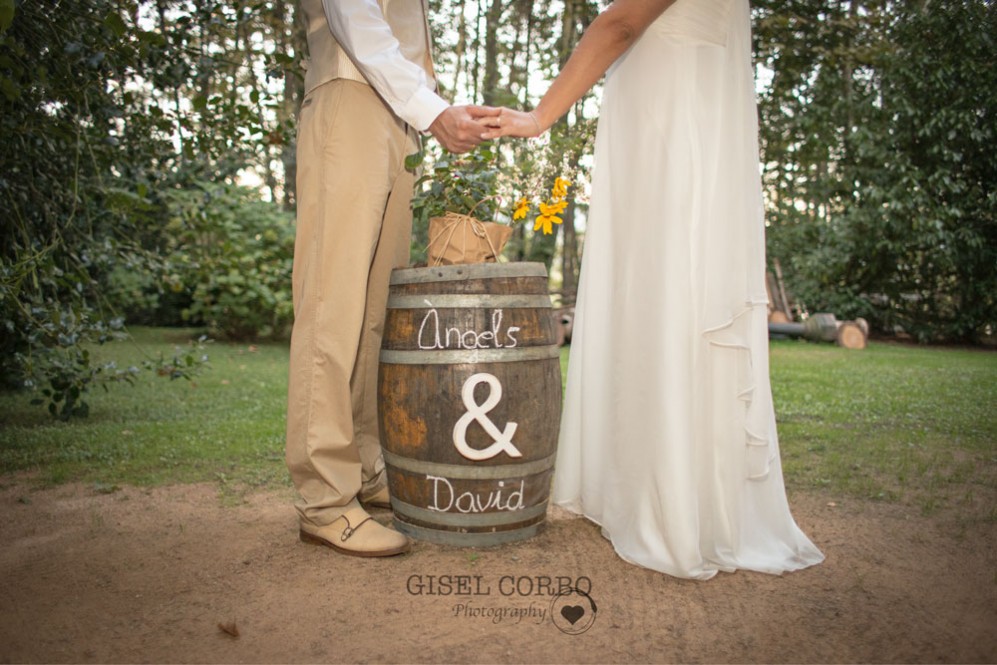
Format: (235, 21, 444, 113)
(286, 79, 417, 527)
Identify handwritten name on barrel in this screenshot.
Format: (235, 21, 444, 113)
(419, 307, 521, 350)
(378, 263, 562, 546)
(426, 476, 526, 513)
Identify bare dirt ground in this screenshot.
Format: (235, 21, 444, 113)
(1, 479, 994, 664)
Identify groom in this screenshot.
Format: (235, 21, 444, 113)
(287, 0, 497, 557)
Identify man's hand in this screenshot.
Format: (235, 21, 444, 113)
(428, 105, 500, 154)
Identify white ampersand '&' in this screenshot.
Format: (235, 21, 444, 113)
(452, 373, 522, 461)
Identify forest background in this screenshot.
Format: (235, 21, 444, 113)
(1, 0, 994, 418)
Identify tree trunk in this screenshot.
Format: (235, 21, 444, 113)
(281, 0, 307, 210)
(552, 0, 588, 295)
(481, 0, 503, 106)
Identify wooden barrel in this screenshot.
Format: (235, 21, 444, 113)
(378, 262, 561, 546)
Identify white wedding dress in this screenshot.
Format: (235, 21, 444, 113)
(552, 0, 824, 579)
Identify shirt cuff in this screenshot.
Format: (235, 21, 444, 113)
(399, 86, 450, 132)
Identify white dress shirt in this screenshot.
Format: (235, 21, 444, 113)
(321, 0, 449, 131)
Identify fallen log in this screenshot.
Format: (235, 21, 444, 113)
(768, 313, 868, 350)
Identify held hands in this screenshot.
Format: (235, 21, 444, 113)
(428, 105, 546, 152)
(429, 105, 501, 154)
(479, 108, 545, 140)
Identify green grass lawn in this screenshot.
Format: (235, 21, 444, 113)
(0, 328, 290, 494)
(1, 328, 994, 521)
(771, 340, 996, 521)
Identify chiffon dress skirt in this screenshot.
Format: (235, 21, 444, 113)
(551, 0, 824, 579)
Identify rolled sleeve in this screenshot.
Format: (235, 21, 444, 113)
(321, 0, 448, 130)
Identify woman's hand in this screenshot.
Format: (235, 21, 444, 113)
(480, 0, 678, 141)
(480, 108, 545, 140)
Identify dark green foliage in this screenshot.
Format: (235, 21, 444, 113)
(0, 0, 173, 416)
(754, 0, 996, 342)
(0, 0, 296, 417)
(847, 0, 996, 341)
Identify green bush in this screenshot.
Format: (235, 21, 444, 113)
(757, 1, 996, 342)
(104, 264, 191, 328)
(158, 182, 295, 341)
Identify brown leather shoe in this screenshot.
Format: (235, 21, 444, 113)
(299, 507, 409, 557)
(359, 485, 391, 509)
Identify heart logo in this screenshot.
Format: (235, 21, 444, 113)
(560, 605, 585, 625)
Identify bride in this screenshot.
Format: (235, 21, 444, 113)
(482, 0, 824, 579)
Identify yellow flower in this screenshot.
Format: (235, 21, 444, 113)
(551, 177, 571, 200)
(512, 197, 530, 221)
(534, 200, 566, 235)
(546, 199, 568, 215)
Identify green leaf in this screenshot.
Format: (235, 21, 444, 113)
(0, 76, 19, 101)
(0, 0, 14, 33)
(404, 151, 424, 170)
(104, 12, 127, 38)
